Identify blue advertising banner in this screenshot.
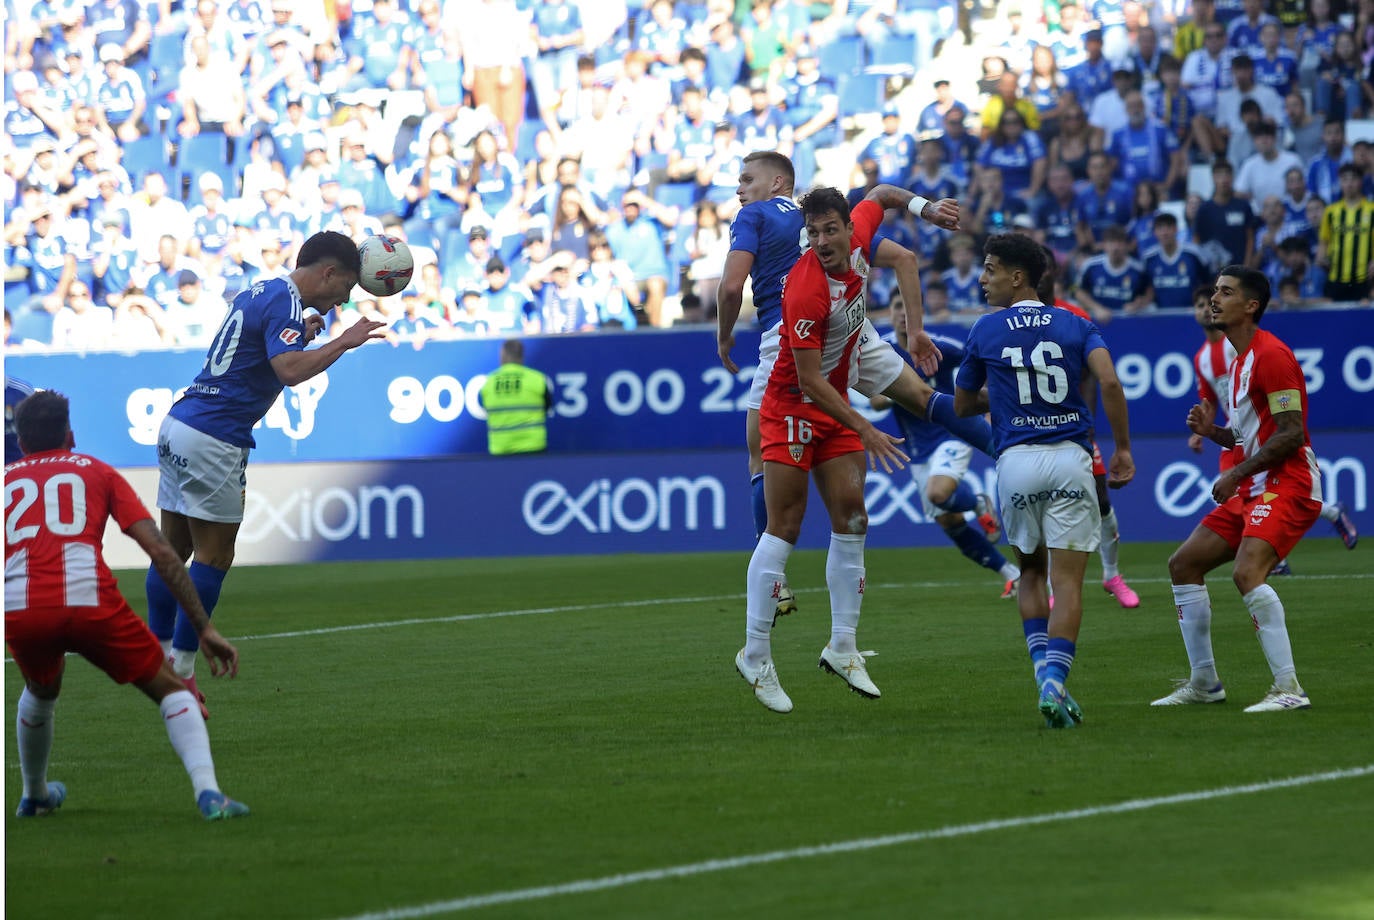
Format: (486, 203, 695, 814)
(9, 309, 1372, 468)
(102, 431, 1370, 567)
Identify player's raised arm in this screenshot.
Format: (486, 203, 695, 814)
(873, 238, 940, 374)
(863, 183, 960, 231)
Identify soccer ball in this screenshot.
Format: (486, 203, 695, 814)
(357, 234, 415, 297)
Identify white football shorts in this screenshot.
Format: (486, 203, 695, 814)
(746, 320, 782, 411)
(156, 415, 250, 524)
(995, 441, 1101, 554)
(852, 317, 905, 397)
(909, 439, 974, 519)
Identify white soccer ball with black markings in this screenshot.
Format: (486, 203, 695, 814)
(357, 234, 415, 297)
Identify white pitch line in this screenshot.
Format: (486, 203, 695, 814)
(328, 764, 1374, 920)
(5, 572, 1373, 659)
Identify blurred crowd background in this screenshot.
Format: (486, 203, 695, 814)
(6, 0, 1374, 353)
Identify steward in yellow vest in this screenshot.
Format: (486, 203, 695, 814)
(479, 339, 553, 455)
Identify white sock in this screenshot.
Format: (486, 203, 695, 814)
(1099, 508, 1120, 580)
(826, 532, 866, 654)
(1171, 583, 1220, 687)
(160, 690, 219, 796)
(171, 648, 197, 680)
(1319, 502, 1340, 523)
(159, 638, 173, 657)
(17, 689, 56, 800)
(745, 533, 793, 666)
(999, 562, 1020, 581)
(1243, 584, 1301, 691)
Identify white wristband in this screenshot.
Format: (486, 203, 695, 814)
(907, 196, 931, 220)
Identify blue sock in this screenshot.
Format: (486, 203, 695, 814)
(146, 565, 178, 641)
(933, 480, 978, 514)
(1043, 637, 1077, 691)
(927, 392, 995, 457)
(1023, 618, 1049, 684)
(171, 562, 228, 653)
(751, 473, 767, 539)
(946, 522, 1006, 573)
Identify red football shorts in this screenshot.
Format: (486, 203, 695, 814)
(760, 402, 863, 470)
(6, 599, 167, 686)
(1200, 491, 1322, 560)
(1090, 440, 1106, 477)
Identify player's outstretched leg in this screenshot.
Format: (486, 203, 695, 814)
(752, 473, 797, 621)
(145, 663, 250, 820)
(738, 533, 794, 713)
(1322, 501, 1358, 549)
(14, 687, 65, 817)
(1152, 585, 1227, 705)
(1240, 583, 1311, 712)
(817, 532, 880, 698)
(1098, 508, 1140, 608)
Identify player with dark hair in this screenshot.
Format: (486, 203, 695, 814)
(1154, 266, 1327, 711)
(734, 186, 909, 713)
(717, 150, 987, 621)
(145, 231, 386, 716)
(6, 391, 248, 820)
(956, 233, 1135, 727)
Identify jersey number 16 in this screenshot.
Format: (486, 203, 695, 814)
(1002, 343, 1069, 405)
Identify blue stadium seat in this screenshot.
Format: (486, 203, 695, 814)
(868, 33, 920, 69)
(175, 132, 236, 202)
(654, 181, 699, 213)
(838, 71, 888, 118)
(818, 34, 865, 75)
(145, 28, 187, 106)
(121, 134, 169, 182)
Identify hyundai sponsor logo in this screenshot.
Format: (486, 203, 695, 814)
(522, 476, 727, 535)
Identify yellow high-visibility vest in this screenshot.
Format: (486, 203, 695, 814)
(479, 363, 549, 455)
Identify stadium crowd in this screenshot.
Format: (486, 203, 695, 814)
(5, 0, 1374, 352)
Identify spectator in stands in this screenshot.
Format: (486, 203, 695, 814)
(1236, 121, 1305, 213)
(93, 43, 144, 141)
(1283, 91, 1323, 165)
(908, 137, 964, 263)
(13, 197, 76, 317)
(998, 8, 1036, 75)
(1181, 20, 1233, 124)
(187, 174, 233, 263)
(1127, 181, 1164, 253)
(736, 77, 793, 155)
(637, 0, 687, 69)
(1069, 29, 1114, 111)
(977, 107, 1047, 207)
(1049, 2, 1089, 70)
(1046, 102, 1103, 184)
(161, 269, 227, 347)
(606, 188, 672, 327)
(917, 79, 969, 136)
(538, 253, 599, 333)
(466, 128, 526, 247)
(980, 69, 1041, 140)
(343, 0, 412, 91)
(683, 200, 728, 322)
(1280, 166, 1316, 232)
(1108, 88, 1184, 195)
(861, 104, 918, 187)
(1141, 211, 1211, 309)
(110, 291, 169, 349)
(941, 232, 984, 313)
(1035, 163, 1086, 265)
(704, 14, 748, 100)
(1316, 29, 1372, 121)
(391, 288, 444, 345)
(1173, 0, 1216, 62)
(741, 0, 787, 81)
(461, 0, 529, 154)
(920, 278, 951, 322)
(1020, 45, 1072, 136)
(1252, 22, 1299, 98)
(1124, 24, 1164, 95)
(402, 129, 466, 252)
(1253, 195, 1291, 273)
(1274, 235, 1328, 304)
(178, 35, 247, 140)
(701, 120, 745, 205)
(50, 279, 114, 350)
(91, 212, 139, 306)
(332, 188, 384, 243)
(445, 225, 499, 298)
(548, 185, 597, 263)
(1199, 54, 1284, 160)
(1077, 150, 1135, 251)
(966, 166, 1027, 238)
(1306, 118, 1351, 205)
(1317, 163, 1374, 302)
(531, 0, 584, 120)
(1076, 224, 1150, 319)
(560, 84, 636, 197)
(483, 255, 537, 333)
(780, 43, 838, 193)
(938, 106, 979, 186)
(335, 123, 394, 219)
(1152, 54, 1198, 167)
(581, 232, 641, 329)
(509, 227, 554, 294)
(1194, 159, 1257, 267)
(5, 71, 64, 151)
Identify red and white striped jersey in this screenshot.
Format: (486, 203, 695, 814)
(768, 199, 882, 409)
(1227, 329, 1323, 501)
(4, 450, 151, 610)
(1195, 335, 1238, 472)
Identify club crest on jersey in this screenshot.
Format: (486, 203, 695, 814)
(789, 444, 804, 462)
(279, 329, 301, 345)
(794, 319, 816, 339)
(1277, 394, 1291, 410)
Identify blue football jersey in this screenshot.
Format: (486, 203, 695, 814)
(5, 375, 36, 464)
(728, 195, 803, 331)
(168, 277, 310, 448)
(956, 301, 1105, 455)
(883, 329, 969, 464)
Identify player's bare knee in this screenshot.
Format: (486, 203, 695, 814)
(25, 677, 61, 700)
(138, 660, 190, 703)
(839, 509, 868, 534)
(1231, 560, 1269, 595)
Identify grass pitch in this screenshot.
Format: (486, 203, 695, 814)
(6, 539, 1373, 920)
